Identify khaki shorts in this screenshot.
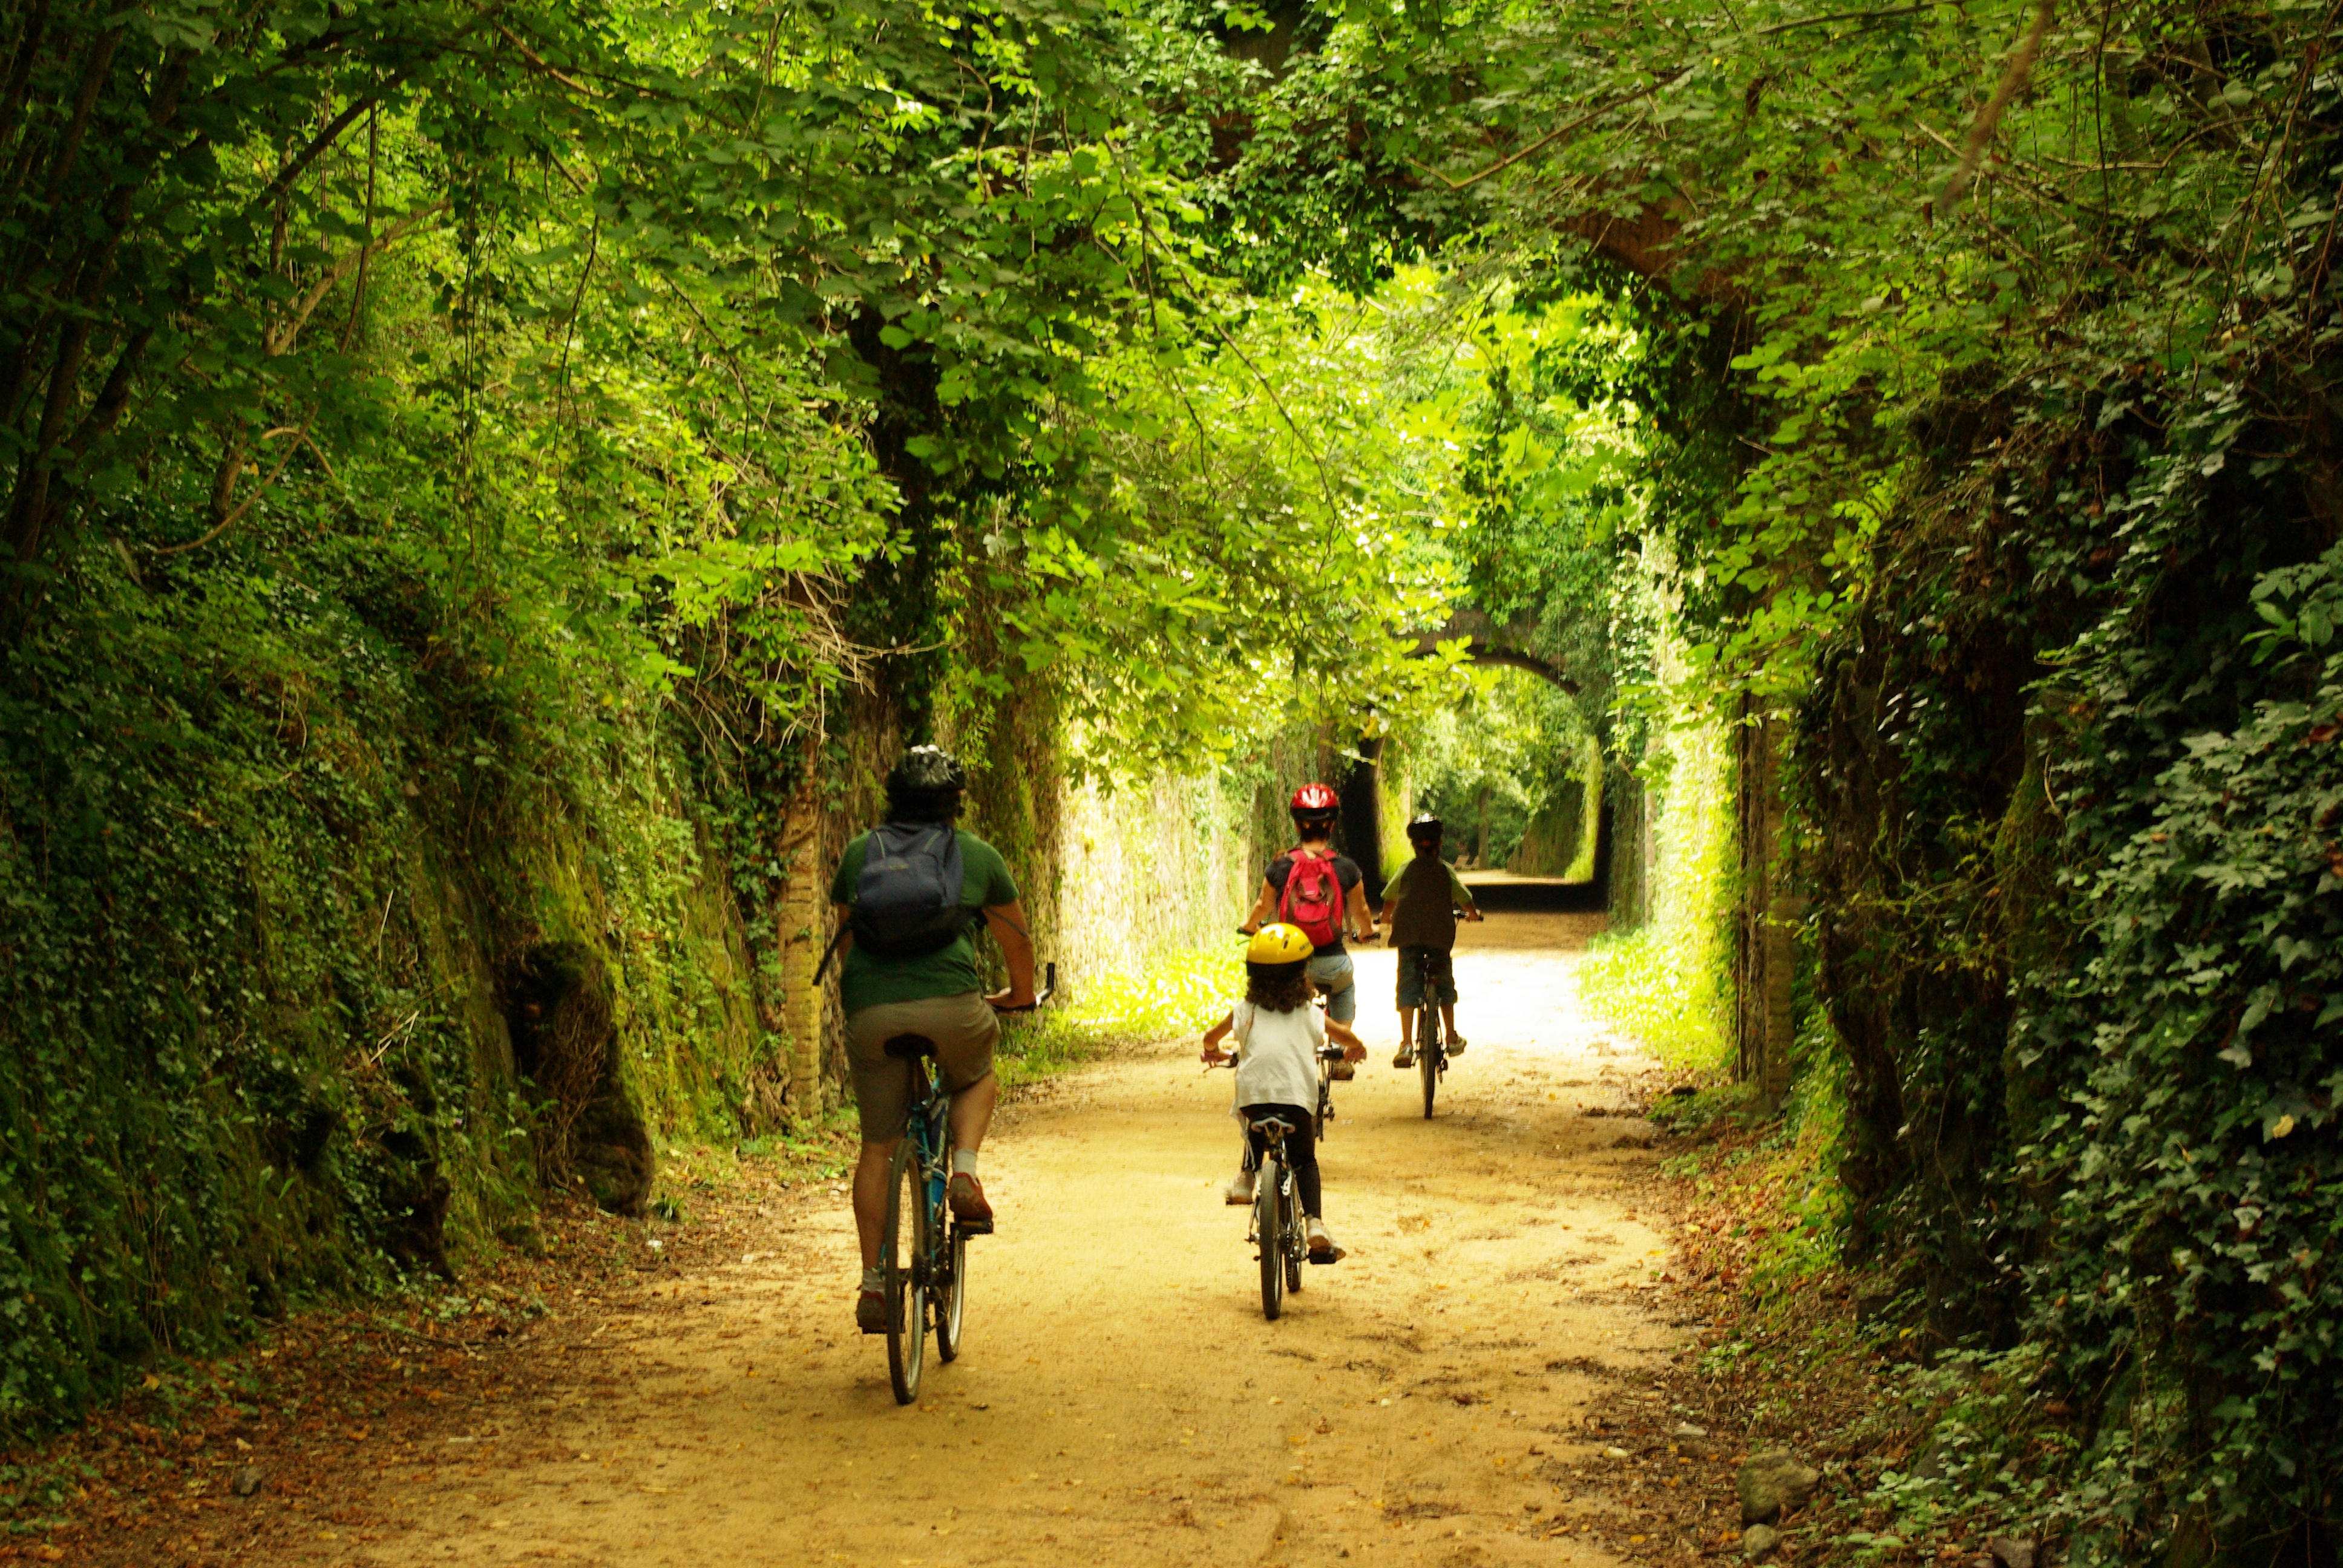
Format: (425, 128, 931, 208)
(844, 993, 1000, 1142)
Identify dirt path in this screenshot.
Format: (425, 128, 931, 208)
(316, 913, 1691, 1567)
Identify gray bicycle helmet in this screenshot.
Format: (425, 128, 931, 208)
(887, 745, 967, 795)
(884, 745, 968, 824)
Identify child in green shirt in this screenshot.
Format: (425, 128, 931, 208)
(1380, 814, 1482, 1069)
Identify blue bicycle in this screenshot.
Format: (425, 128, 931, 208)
(879, 964, 1052, 1405)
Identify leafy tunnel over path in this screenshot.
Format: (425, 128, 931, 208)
(0, 0, 2338, 1560)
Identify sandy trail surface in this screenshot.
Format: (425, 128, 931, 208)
(332, 912, 1686, 1568)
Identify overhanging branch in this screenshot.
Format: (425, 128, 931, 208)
(1407, 610, 1580, 694)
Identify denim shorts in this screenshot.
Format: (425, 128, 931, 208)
(1305, 952, 1356, 1024)
(1395, 945, 1457, 1008)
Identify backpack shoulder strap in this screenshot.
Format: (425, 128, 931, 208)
(812, 921, 852, 984)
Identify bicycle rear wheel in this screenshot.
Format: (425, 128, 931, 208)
(883, 1139, 929, 1404)
(935, 1217, 968, 1362)
(1256, 1158, 1284, 1321)
(1420, 1020, 1440, 1120)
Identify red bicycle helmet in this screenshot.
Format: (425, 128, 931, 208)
(1289, 782, 1340, 817)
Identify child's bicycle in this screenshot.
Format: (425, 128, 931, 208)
(1411, 941, 1450, 1120)
(1407, 905, 1480, 1119)
(1204, 1057, 1337, 1319)
(876, 963, 1053, 1405)
(1242, 1110, 1312, 1320)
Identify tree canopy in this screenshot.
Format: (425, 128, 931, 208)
(4, 0, 2341, 1557)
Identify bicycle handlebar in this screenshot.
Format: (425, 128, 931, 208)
(1234, 924, 1380, 944)
(991, 960, 1057, 1013)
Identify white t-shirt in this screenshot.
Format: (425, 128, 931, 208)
(1231, 999, 1323, 1111)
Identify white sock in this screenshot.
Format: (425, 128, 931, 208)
(860, 1265, 883, 1293)
(952, 1149, 979, 1177)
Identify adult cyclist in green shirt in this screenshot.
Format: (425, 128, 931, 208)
(1382, 813, 1482, 1069)
(828, 746, 1035, 1335)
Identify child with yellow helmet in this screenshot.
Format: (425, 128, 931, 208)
(1201, 924, 1366, 1260)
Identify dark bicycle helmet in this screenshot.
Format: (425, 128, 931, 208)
(1406, 812, 1444, 844)
(888, 744, 967, 794)
(885, 745, 967, 823)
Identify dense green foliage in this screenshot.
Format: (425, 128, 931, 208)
(1576, 701, 1736, 1070)
(6, 0, 2341, 1551)
(1192, 0, 2343, 1554)
(0, 0, 1503, 1437)
(0, 553, 782, 1428)
(2034, 580, 2343, 1551)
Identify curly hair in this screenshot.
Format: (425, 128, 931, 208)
(1245, 960, 1314, 1014)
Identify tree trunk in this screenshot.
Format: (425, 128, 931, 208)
(779, 772, 828, 1123)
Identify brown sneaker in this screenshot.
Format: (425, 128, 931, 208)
(856, 1289, 887, 1335)
(948, 1172, 994, 1233)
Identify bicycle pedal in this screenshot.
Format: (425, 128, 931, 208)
(955, 1217, 994, 1236)
(1309, 1252, 1341, 1266)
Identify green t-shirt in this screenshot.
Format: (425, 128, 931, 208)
(830, 829, 1020, 1016)
(1381, 854, 1474, 950)
(1380, 854, 1473, 910)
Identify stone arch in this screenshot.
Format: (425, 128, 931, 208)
(1406, 610, 1579, 694)
(1394, 610, 1620, 913)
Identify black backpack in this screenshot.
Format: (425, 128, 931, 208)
(848, 823, 972, 958)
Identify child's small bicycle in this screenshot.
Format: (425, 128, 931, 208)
(1243, 1110, 1311, 1320)
(1411, 941, 1450, 1120)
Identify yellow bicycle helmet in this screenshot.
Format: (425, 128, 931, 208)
(1247, 923, 1315, 965)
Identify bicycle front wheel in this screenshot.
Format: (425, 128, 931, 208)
(935, 1217, 968, 1363)
(883, 1140, 930, 1404)
(1314, 1060, 1331, 1140)
(1256, 1158, 1285, 1321)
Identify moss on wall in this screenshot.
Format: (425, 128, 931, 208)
(0, 554, 783, 1439)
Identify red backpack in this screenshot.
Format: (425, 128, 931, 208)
(1277, 849, 1345, 949)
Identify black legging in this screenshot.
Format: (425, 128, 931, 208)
(1239, 1103, 1321, 1218)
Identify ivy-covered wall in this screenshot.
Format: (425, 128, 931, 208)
(0, 550, 782, 1439)
(1055, 773, 1255, 985)
(1800, 372, 2343, 1560)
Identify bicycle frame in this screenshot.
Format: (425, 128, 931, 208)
(879, 965, 1054, 1406)
(1313, 1039, 1347, 1138)
(881, 1050, 960, 1405)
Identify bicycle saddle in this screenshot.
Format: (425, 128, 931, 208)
(882, 1033, 939, 1059)
(1244, 1112, 1296, 1136)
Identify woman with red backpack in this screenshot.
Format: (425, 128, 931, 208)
(1237, 783, 1379, 1041)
